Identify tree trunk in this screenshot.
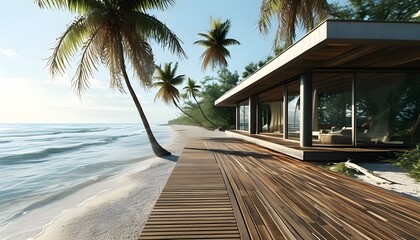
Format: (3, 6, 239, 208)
(173, 100, 202, 126)
(116, 37, 170, 157)
(192, 94, 216, 127)
(344, 160, 393, 184)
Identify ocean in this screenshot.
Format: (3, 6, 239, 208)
(0, 123, 173, 240)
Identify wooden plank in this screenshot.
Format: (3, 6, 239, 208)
(140, 137, 420, 240)
(139, 140, 242, 240)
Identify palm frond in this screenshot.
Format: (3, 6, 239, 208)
(171, 75, 185, 86)
(71, 7, 110, 95)
(258, 0, 280, 33)
(48, 16, 88, 77)
(194, 18, 239, 71)
(122, 29, 155, 89)
(35, 0, 102, 14)
(72, 27, 101, 96)
(258, 0, 327, 48)
(125, 0, 175, 12)
(222, 38, 241, 46)
(127, 12, 187, 59)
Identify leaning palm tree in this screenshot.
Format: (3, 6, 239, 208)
(35, 0, 187, 157)
(183, 78, 216, 126)
(258, 0, 328, 48)
(153, 63, 202, 126)
(194, 17, 240, 71)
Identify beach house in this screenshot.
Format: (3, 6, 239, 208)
(215, 20, 420, 161)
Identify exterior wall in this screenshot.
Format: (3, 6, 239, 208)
(242, 70, 420, 148)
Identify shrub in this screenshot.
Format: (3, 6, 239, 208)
(329, 162, 357, 177)
(394, 145, 420, 181)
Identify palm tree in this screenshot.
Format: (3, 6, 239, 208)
(194, 17, 240, 71)
(153, 63, 202, 126)
(35, 0, 187, 157)
(258, 0, 328, 48)
(183, 78, 216, 126)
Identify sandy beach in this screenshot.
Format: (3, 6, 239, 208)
(35, 125, 226, 240)
(356, 162, 420, 201)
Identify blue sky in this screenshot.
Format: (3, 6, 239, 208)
(0, 1, 283, 124)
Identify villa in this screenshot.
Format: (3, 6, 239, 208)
(215, 20, 420, 161)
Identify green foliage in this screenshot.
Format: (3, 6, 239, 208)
(169, 68, 239, 130)
(394, 145, 420, 181)
(329, 162, 358, 177)
(242, 56, 273, 79)
(328, 0, 420, 21)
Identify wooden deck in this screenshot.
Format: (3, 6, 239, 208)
(140, 137, 420, 239)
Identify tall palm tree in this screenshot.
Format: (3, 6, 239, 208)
(194, 17, 240, 71)
(183, 78, 216, 126)
(153, 63, 202, 125)
(258, 0, 327, 48)
(35, 0, 187, 157)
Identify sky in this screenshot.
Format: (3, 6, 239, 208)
(0, 1, 280, 124)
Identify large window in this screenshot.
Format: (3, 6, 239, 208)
(356, 73, 420, 146)
(239, 101, 249, 131)
(313, 73, 353, 145)
(259, 85, 284, 134)
(287, 81, 300, 139)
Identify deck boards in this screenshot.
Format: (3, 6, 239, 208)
(140, 137, 420, 239)
(139, 140, 243, 240)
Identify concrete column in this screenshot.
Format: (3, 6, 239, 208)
(300, 72, 312, 147)
(249, 95, 258, 134)
(236, 103, 240, 130)
(257, 100, 262, 134)
(283, 86, 288, 139)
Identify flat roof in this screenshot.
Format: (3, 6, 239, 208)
(215, 20, 420, 106)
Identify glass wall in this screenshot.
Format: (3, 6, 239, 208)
(287, 81, 300, 139)
(313, 73, 353, 145)
(258, 85, 284, 134)
(356, 72, 420, 146)
(239, 101, 249, 131)
(243, 70, 419, 147)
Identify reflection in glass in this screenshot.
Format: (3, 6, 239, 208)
(239, 102, 249, 131)
(356, 73, 420, 146)
(313, 73, 352, 145)
(260, 101, 283, 133)
(287, 82, 300, 139)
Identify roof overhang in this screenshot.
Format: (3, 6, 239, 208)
(215, 20, 420, 107)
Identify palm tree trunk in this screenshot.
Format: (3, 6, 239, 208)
(192, 94, 216, 126)
(116, 37, 170, 157)
(173, 100, 202, 126)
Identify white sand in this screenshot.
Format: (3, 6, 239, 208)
(355, 163, 420, 201)
(34, 125, 225, 240)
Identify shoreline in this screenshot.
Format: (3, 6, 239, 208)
(32, 125, 225, 240)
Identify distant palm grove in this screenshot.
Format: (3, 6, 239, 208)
(36, 0, 420, 156)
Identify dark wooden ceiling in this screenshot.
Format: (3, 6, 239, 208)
(217, 40, 420, 106)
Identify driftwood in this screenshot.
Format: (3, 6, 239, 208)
(345, 160, 393, 185)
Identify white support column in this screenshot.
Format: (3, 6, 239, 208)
(300, 72, 313, 147)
